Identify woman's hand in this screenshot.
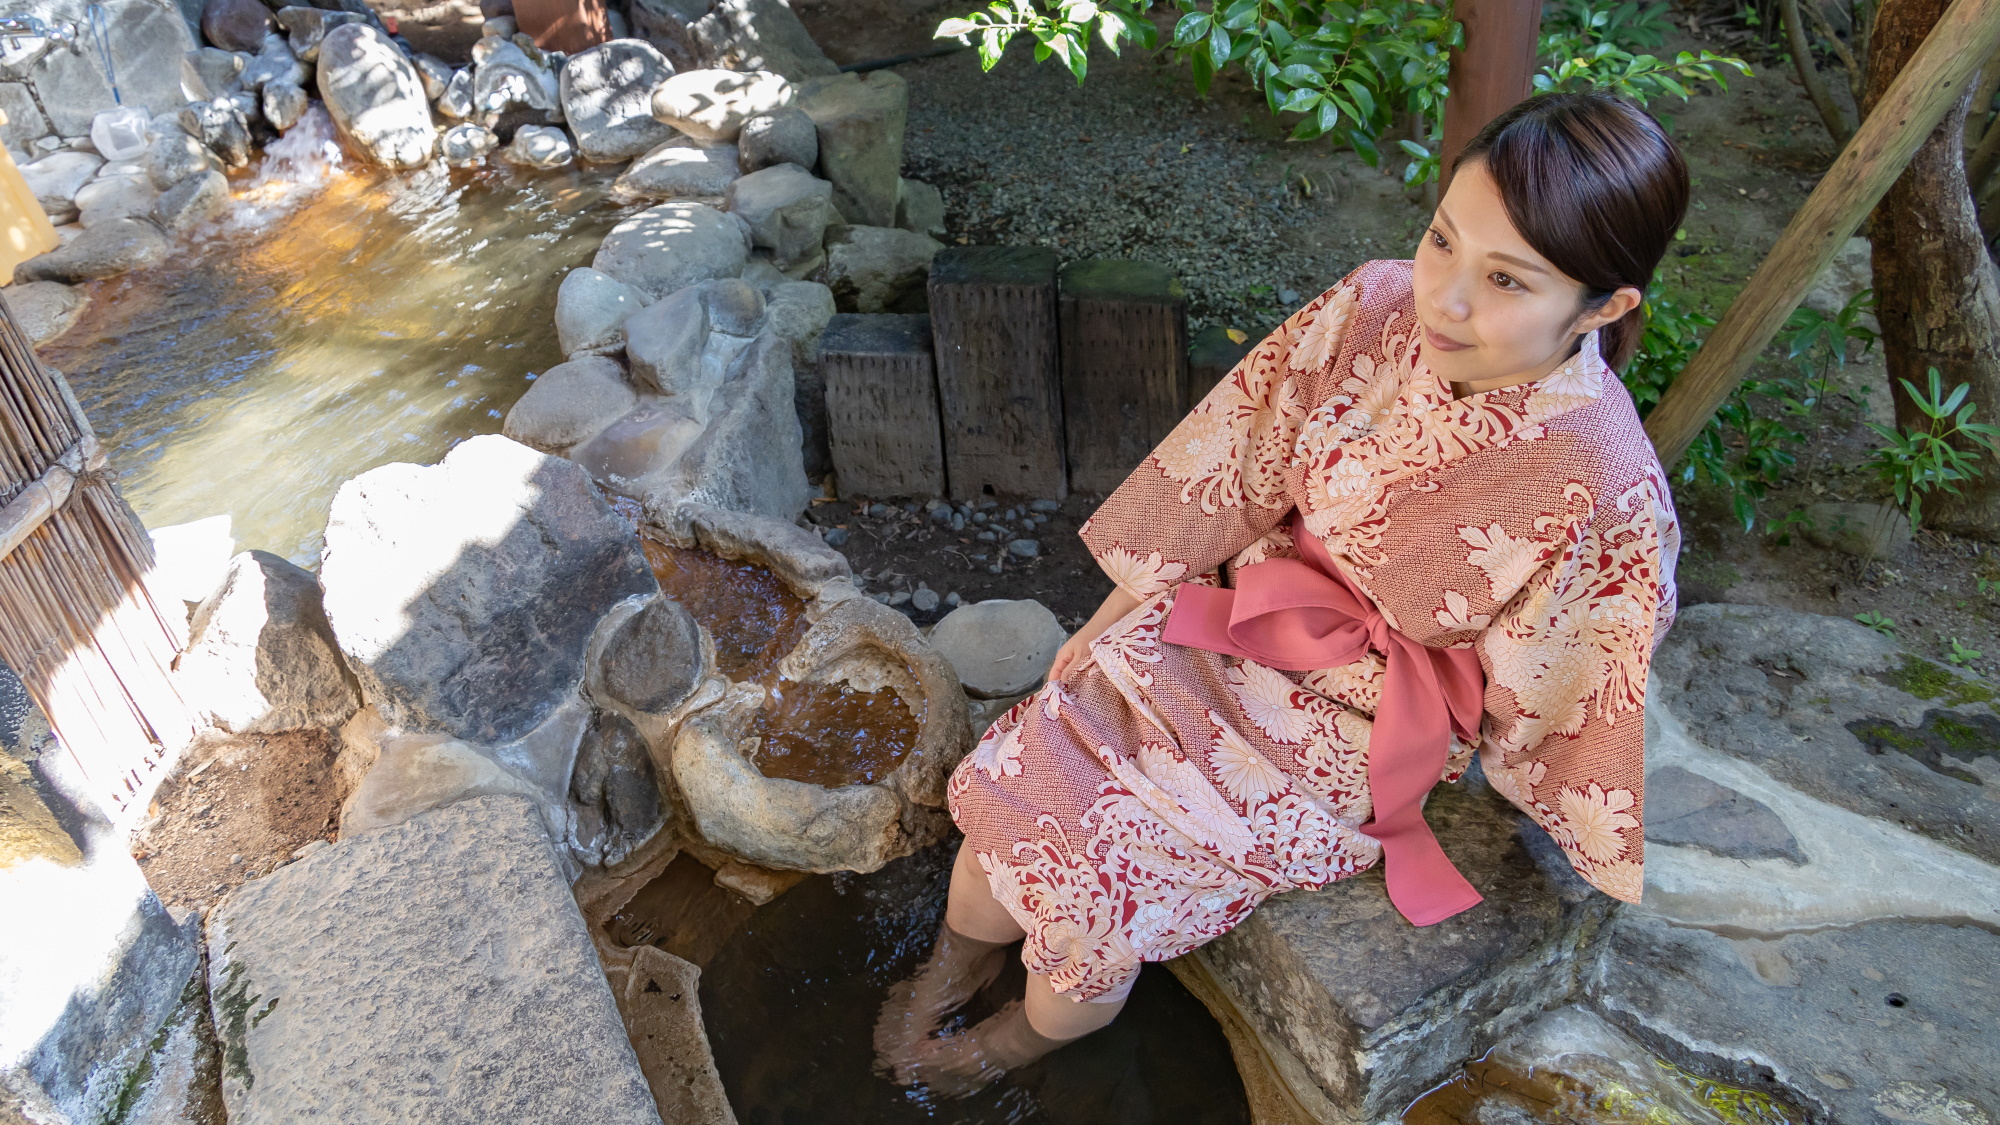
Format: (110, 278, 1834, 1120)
(1048, 587, 1142, 682)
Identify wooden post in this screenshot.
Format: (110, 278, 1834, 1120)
(1058, 260, 1189, 495)
(1188, 325, 1255, 406)
(1644, 0, 2000, 468)
(820, 313, 946, 498)
(927, 247, 1067, 502)
(1439, 0, 1543, 190)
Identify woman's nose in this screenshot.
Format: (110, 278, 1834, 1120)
(1428, 270, 1474, 322)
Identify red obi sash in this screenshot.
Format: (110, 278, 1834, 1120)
(1160, 513, 1487, 926)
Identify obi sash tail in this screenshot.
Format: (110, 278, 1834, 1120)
(1159, 512, 1487, 926)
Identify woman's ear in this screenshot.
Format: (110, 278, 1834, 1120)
(1576, 286, 1644, 335)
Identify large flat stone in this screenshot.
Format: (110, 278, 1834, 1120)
(206, 794, 663, 1123)
(1653, 604, 2000, 865)
(1186, 768, 1607, 1123)
(320, 434, 658, 745)
(2, 752, 199, 1125)
(1584, 908, 2000, 1125)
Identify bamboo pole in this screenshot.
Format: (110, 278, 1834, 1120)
(1644, 0, 2000, 467)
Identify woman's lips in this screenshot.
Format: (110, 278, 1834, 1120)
(1424, 325, 1472, 352)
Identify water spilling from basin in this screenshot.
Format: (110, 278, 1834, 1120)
(41, 115, 640, 565)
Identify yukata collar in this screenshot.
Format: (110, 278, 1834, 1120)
(1400, 326, 1611, 456)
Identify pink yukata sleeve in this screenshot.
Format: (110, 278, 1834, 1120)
(1079, 281, 1360, 596)
(1474, 472, 1678, 904)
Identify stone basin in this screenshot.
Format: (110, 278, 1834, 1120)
(618, 503, 969, 874)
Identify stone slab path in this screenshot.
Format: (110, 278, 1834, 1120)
(206, 795, 662, 1124)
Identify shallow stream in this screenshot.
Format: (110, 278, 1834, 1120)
(40, 110, 638, 566)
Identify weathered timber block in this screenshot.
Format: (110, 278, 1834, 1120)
(1058, 259, 1189, 495)
(927, 247, 1066, 501)
(821, 313, 944, 498)
(1188, 323, 1254, 407)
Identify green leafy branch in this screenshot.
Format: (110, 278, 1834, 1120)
(1534, 0, 1750, 101)
(1867, 368, 2000, 526)
(937, 0, 1159, 83)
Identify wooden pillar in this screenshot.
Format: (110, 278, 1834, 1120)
(1440, 0, 1544, 191)
(927, 247, 1066, 502)
(820, 313, 946, 498)
(1058, 260, 1189, 495)
(1187, 324, 1256, 407)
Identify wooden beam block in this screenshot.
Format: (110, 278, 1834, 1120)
(927, 247, 1066, 502)
(1058, 260, 1190, 496)
(1188, 324, 1254, 406)
(820, 313, 944, 498)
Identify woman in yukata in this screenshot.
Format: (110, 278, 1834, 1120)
(875, 89, 1687, 1095)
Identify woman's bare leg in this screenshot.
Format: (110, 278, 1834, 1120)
(900, 971, 1131, 1097)
(874, 842, 1026, 1078)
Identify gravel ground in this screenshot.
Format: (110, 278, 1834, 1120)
(900, 46, 1426, 335)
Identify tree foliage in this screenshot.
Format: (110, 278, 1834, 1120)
(936, 0, 1747, 182)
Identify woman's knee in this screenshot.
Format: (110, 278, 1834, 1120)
(1021, 971, 1128, 1041)
(944, 840, 1027, 943)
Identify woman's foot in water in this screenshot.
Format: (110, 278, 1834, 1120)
(899, 999, 1075, 1097)
(872, 925, 1010, 1080)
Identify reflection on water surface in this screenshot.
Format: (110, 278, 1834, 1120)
(41, 129, 639, 565)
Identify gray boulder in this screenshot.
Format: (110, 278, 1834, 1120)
(929, 598, 1067, 698)
(502, 354, 639, 451)
(647, 331, 812, 519)
(13, 0, 194, 137)
(762, 279, 835, 366)
(20, 150, 103, 220)
(551, 269, 641, 356)
(340, 732, 548, 837)
(897, 176, 945, 239)
(555, 266, 648, 355)
(649, 67, 791, 143)
(241, 34, 308, 91)
(74, 172, 159, 227)
(591, 200, 749, 300)
(262, 79, 309, 131)
(202, 0, 274, 54)
(569, 706, 665, 867)
(822, 225, 941, 313)
(439, 122, 499, 165)
(0, 84, 46, 151)
(797, 71, 907, 227)
(317, 23, 437, 169)
(684, 0, 839, 82)
(176, 550, 361, 734)
(621, 283, 710, 398)
(411, 52, 454, 101)
(560, 39, 679, 162)
(725, 162, 831, 270)
(3, 280, 88, 346)
(180, 98, 252, 168)
(182, 46, 246, 99)
(593, 594, 705, 717)
(152, 169, 230, 234)
(437, 66, 476, 119)
(738, 105, 816, 172)
(612, 138, 739, 201)
(471, 35, 559, 120)
(704, 274, 764, 335)
(207, 795, 664, 1124)
(501, 123, 574, 168)
(319, 434, 659, 745)
(15, 217, 168, 283)
(1653, 604, 2000, 865)
(273, 6, 365, 63)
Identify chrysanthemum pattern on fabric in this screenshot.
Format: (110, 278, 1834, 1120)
(950, 260, 1679, 1001)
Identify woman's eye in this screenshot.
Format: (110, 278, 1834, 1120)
(1429, 230, 1449, 251)
(1490, 271, 1520, 291)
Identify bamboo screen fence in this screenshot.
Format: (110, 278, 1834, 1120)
(0, 292, 195, 821)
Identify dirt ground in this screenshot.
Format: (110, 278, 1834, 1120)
(794, 1, 2000, 679)
(130, 728, 348, 917)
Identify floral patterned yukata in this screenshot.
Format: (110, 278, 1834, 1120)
(945, 260, 1681, 1002)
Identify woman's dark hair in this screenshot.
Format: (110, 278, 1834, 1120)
(1451, 92, 1689, 372)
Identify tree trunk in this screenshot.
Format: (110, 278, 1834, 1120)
(1867, 0, 2000, 538)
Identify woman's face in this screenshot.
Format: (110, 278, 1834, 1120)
(1411, 160, 1640, 391)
